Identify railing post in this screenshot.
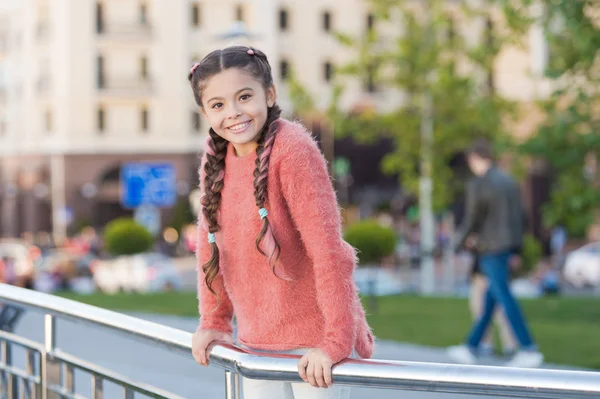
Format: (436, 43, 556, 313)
(63, 363, 75, 395)
(25, 349, 38, 399)
(92, 374, 103, 399)
(1, 339, 18, 399)
(41, 314, 60, 399)
(224, 370, 240, 399)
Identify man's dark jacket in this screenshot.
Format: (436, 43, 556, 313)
(454, 167, 525, 255)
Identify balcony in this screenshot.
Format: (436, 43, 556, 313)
(0, 35, 8, 57)
(37, 76, 51, 95)
(36, 22, 51, 42)
(97, 22, 152, 42)
(97, 76, 153, 98)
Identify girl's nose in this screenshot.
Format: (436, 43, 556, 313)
(227, 105, 242, 120)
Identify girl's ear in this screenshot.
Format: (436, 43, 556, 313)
(266, 85, 277, 107)
(201, 108, 208, 118)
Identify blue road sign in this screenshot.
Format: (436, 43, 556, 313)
(120, 163, 177, 209)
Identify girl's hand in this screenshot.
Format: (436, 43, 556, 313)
(191, 329, 233, 366)
(297, 348, 333, 388)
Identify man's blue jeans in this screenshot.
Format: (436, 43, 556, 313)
(466, 251, 535, 350)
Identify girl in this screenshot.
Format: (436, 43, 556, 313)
(189, 46, 374, 398)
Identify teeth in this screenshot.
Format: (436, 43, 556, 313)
(228, 121, 250, 132)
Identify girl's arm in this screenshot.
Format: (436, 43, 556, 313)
(279, 134, 359, 364)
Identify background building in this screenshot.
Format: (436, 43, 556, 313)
(0, 0, 550, 241)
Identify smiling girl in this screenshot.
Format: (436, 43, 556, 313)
(189, 46, 374, 399)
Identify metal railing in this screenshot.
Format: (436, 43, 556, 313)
(1, 283, 600, 399)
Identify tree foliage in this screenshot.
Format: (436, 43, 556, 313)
(513, 1, 600, 237)
(329, 0, 517, 210)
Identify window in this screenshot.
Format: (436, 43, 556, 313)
(485, 16, 494, 48)
(97, 55, 104, 89)
(140, 56, 148, 79)
(484, 17, 495, 94)
(322, 11, 331, 32)
(279, 8, 288, 31)
(97, 107, 105, 132)
(486, 71, 495, 94)
(192, 111, 202, 133)
(141, 107, 149, 132)
(45, 109, 52, 132)
(366, 13, 375, 32)
(140, 3, 148, 25)
(447, 15, 456, 44)
(365, 63, 376, 93)
(191, 3, 201, 27)
(280, 60, 289, 81)
(323, 62, 333, 82)
(96, 2, 104, 33)
(235, 4, 244, 22)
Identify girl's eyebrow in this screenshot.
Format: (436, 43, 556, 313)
(207, 87, 254, 103)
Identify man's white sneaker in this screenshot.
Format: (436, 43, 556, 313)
(446, 345, 477, 365)
(505, 351, 544, 368)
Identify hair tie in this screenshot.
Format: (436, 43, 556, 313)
(258, 208, 268, 219)
(190, 62, 200, 75)
(247, 49, 255, 56)
(208, 232, 216, 244)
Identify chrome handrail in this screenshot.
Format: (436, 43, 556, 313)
(1, 283, 600, 399)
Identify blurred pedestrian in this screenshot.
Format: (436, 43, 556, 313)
(188, 46, 374, 398)
(448, 139, 543, 368)
(467, 235, 516, 357)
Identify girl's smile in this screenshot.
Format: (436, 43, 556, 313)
(226, 120, 253, 134)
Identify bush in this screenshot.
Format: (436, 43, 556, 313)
(521, 233, 542, 275)
(344, 220, 397, 265)
(104, 218, 154, 256)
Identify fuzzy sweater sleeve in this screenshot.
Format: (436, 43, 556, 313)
(196, 159, 234, 334)
(278, 128, 358, 364)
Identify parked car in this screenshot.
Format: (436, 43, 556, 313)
(563, 242, 600, 288)
(34, 250, 96, 293)
(91, 253, 184, 294)
(0, 239, 42, 288)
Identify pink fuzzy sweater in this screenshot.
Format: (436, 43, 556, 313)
(196, 119, 374, 364)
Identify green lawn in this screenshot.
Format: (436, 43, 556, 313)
(57, 291, 600, 370)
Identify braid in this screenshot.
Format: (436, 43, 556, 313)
(254, 105, 283, 276)
(201, 128, 228, 298)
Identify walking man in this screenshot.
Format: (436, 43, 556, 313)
(448, 140, 543, 368)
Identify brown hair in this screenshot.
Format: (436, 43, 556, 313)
(468, 138, 495, 161)
(188, 46, 282, 300)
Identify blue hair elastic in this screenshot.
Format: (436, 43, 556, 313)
(259, 208, 268, 219)
(208, 232, 216, 244)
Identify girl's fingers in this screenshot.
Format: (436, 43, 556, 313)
(297, 356, 308, 382)
(314, 363, 326, 388)
(306, 360, 317, 387)
(323, 363, 333, 387)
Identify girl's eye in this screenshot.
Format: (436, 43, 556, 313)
(240, 94, 251, 101)
(211, 102, 223, 109)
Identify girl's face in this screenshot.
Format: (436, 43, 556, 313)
(201, 68, 276, 157)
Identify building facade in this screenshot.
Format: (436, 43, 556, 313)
(0, 0, 550, 241)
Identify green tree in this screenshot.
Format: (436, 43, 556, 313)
(329, 0, 517, 210)
(511, 1, 600, 237)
